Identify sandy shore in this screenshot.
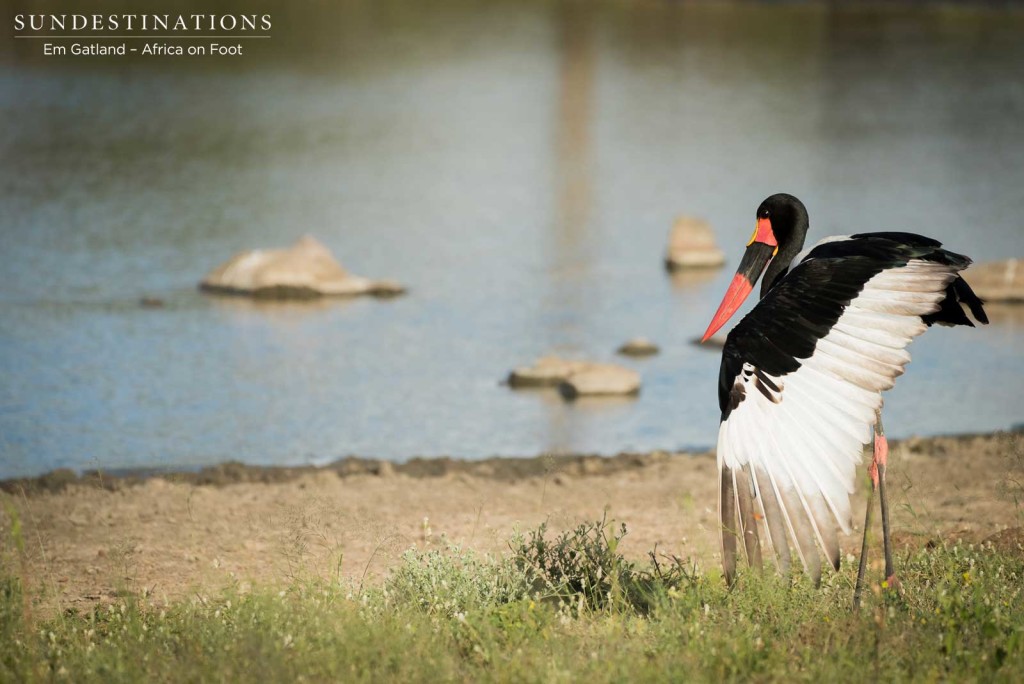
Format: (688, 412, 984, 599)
(2, 432, 1021, 613)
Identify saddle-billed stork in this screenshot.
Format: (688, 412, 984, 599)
(701, 193, 988, 603)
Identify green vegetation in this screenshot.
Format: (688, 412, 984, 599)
(2, 514, 1023, 682)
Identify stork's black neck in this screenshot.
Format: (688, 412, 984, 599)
(758, 199, 809, 299)
(759, 237, 805, 298)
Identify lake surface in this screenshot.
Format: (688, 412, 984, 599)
(2, 1, 1024, 478)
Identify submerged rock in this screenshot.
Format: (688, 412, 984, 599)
(139, 297, 165, 308)
(665, 216, 726, 270)
(965, 259, 1024, 303)
(616, 337, 660, 357)
(507, 356, 591, 388)
(690, 335, 726, 350)
(558, 364, 641, 399)
(508, 356, 640, 398)
(200, 235, 405, 299)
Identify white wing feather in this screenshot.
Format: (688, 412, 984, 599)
(717, 260, 958, 578)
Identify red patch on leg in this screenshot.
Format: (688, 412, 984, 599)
(874, 434, 889, 468)
(869, 459, 879, 489)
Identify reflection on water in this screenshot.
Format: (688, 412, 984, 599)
(206, 295, 351, 318)
(668, 269, 721, 290)
(546, 1, 596, 451)
(2, 1, 1024, 477)
(983, 304, 1024, 328)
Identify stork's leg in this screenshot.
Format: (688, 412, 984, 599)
(852, 450, 877, 609)
(875, 410, 895, 585)
(854, 407, 892, 609)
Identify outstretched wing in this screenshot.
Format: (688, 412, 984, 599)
(717, 234, 986, 584)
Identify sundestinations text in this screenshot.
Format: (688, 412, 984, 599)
(14, 14, 271, 33)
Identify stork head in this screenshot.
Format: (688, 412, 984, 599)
(701, 194, 809, 342)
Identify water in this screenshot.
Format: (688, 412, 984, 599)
(2, 2, 1024, 478)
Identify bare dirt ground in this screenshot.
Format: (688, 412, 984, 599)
(2, 432, 1022, 614)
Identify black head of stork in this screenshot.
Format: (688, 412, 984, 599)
(701, 193, 809, 342)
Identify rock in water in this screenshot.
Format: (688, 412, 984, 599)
(508, 356, 641, 398)
(558, 364, 641, 399)
(200, 235, 405, 299)
(507, 356, 591, 388)
(965, 259, 1024, 303)
(665, 216, 725, 270)
(617, 337, 660, 357)
(139, 297, 165, 308)
(691, 334, 726, 350)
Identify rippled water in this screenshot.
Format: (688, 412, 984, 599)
(2, 2, 1024, 478)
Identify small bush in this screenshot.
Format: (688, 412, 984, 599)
(512, 513, 700, 614)
(379, 544, 532, 617)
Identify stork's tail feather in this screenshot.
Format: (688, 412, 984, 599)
(735, 464, 763, 570)
(720, 462, 837, 586)
(720, 464, 769, 585)
(720, 464, 738, 586)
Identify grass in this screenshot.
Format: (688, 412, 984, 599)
(2, 513, 1023, 682)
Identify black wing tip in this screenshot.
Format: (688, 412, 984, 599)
(922, 275, 989, 328)
(962, 282, 990, 325)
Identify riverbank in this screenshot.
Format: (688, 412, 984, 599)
(1, 432, 1021, 614)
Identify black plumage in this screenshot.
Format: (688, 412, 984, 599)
(719, 231, 988, 419)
